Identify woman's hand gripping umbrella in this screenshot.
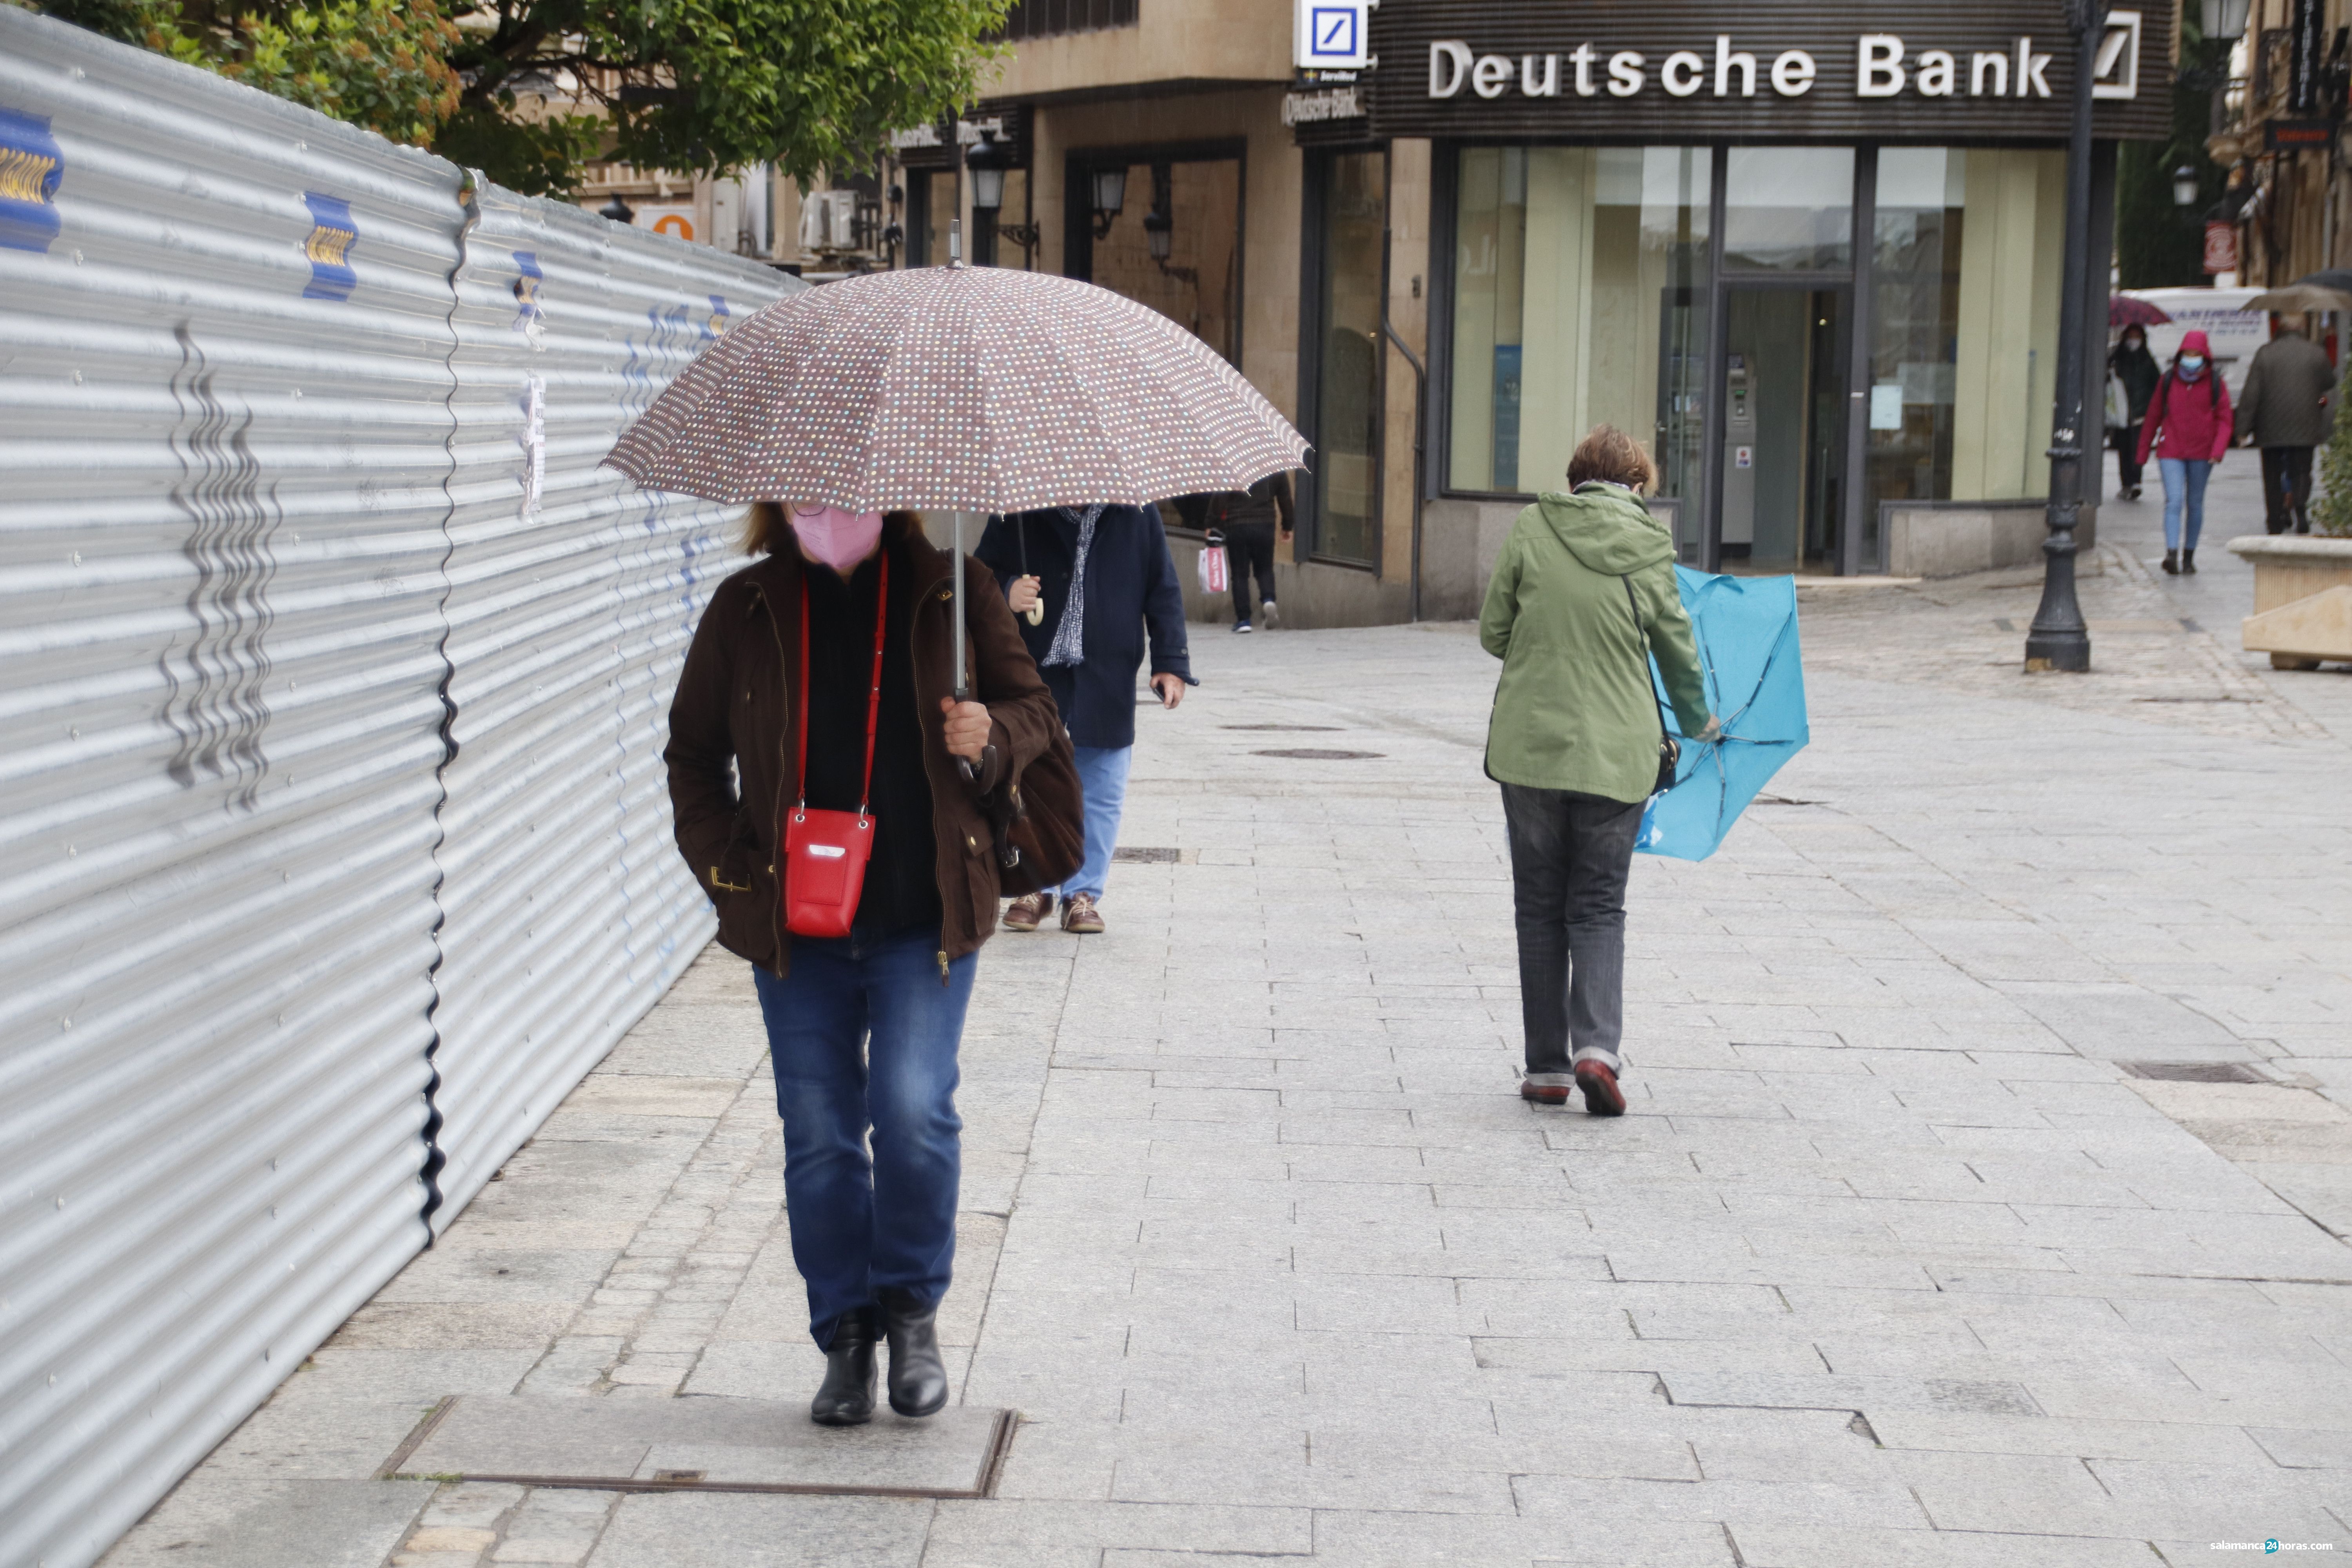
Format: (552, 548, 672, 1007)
(1634, 567, 1810, 861)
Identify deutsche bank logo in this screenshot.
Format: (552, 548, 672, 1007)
(1296, 0, 1374, 70)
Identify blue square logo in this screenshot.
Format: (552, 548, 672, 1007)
(1308, 7, 1355, 58)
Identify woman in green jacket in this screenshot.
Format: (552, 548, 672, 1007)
(1479, 426, 1713, 1115)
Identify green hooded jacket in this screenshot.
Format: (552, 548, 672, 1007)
(1478, 483, 1711, 804)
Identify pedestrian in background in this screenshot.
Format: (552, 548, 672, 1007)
(1478, 426, 1713, 1118)
(2136, 329, 2234, 575)
(978, 505, 1194, 935)
(664, 505, 1068, 1428)
(1204, 471, 1296, 632)
(2109, 323, 2160, 501)
(2236, 323, 2336, 536)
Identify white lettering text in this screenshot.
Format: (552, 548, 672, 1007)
(1971, 50, 2009, 95)
(1608, 51, 1645, 96)
(1523, 53, 1559, 97)
(1571, 42, 1598, 96)
(1716, 35, 1757, 96)
(1916, 49, 1956, 95)
(1472, 54, 1512, 97)
(1771, 49, 1817, 95)
(1662, 50, 1705, 96)
(1858, 34, 1905, 97)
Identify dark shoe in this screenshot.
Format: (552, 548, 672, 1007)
(1574, 1060, 1627, 1117)
(878, 1288, 948, 1418)
(1520, 1074, 1573, 1105)
(1233, 621, 1253, 634)
(2181, 548, 2197, 574)
(810, 1319, 876, 1426)
(1000, 891, 1051, 932)
(2161, 550, 2179, 575)
(1060, 891, 1104, 934)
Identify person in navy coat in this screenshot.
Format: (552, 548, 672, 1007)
(976, 504, 1195, 933)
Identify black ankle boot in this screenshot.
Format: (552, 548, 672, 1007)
(810, 1317, 876, 1426)
(878, 1288, 948, 1418)
(2161, 550, 2179, 575)
(2182, 548, 2197, 573)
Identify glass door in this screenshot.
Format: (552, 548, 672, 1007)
(1719, 284, 1851, 574)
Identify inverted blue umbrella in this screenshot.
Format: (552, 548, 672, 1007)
(1636, 566, 1809, 861)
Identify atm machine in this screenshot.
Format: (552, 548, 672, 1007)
(1720, 352, 1756, 557)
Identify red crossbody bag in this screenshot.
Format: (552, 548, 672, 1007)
(782, 556, 887, 939)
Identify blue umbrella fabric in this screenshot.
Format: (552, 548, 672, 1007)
(1636, 566, 1809, 861)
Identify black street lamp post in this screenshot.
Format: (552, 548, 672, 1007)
(2025, 0, 2105, 673)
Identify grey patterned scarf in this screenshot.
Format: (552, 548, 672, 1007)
(1042, 505, 1104, 668)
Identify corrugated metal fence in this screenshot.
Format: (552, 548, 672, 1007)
(0, 13, 795, 1566)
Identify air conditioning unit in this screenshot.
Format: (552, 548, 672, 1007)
(798, 190, 860, 252)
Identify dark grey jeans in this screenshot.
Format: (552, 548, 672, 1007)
(1501, 783, 1642, 1078)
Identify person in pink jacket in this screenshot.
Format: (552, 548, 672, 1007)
(2134, 328, 2235, 574)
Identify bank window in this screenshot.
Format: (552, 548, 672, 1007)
(1722, 147, 1852, 272)
(1450, 146, 1710, 500)
(1312, 149, 1386, 564)
(1866, 151, 1966, 545)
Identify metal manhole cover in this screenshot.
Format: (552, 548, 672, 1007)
(1252, 748, 1383, 760)
(383, 1394, 1016, 1499)
(2120, 1061, 2268, 1083)
(1221, 724, 1344, 731)
(1112, 846, 1180, 864)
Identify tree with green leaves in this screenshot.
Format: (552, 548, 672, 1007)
(2116, 15, 2232, 290)
(38, 0, 1011, 198)
(37, 0, 461, 147)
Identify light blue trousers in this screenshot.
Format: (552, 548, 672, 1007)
(2158, 457, 2211, 552)
(1056, 743, 1131, 902)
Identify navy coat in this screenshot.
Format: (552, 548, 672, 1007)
(976, 505, 1194, 751)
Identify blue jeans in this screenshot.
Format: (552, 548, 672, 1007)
(2159, 457, 2211, 551)
(751, 927, 975, 1350)
(1055, 743, 1131, 902)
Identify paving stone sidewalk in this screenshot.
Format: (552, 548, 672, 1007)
(103, 475, 2352, 1568)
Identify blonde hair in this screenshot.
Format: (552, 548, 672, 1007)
(1566, 425, 1657, 494)
(740, 503, 917, 556)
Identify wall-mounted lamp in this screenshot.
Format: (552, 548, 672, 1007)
(2173, 165, 2201, 207)
(1090, 167, 1127, 238)
(966, 130, 1009, 216)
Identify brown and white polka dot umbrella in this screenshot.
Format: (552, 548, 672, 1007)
(601, 263, 1308, 512)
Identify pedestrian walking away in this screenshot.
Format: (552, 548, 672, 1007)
(2109, 323, 2160, 500)
(2236, 323, 2337, 536)
(1205, 471, 1296, 632)
(980, 505, 1195, 935)
(1479, 426, 1714, 1117)
(2135, 329, 2234, 575)
(663, 505, 1071, 1428)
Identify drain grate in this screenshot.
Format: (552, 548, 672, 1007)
(1253, 748, 1383, 760)
(1222, 723, 1344, 731)
(1112, 846, 1180, 864)
(2120, 1061, 2268, 1083)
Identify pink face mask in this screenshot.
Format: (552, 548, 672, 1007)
(787, 503, 885, 572)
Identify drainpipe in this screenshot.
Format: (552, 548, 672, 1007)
(1382, 314, 1427, 622)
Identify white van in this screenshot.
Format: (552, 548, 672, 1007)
(2116, 287, 2269, 402)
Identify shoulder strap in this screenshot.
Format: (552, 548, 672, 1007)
(1621, 574, 1671, 741)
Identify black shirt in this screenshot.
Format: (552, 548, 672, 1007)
(796, 547, 941, 942)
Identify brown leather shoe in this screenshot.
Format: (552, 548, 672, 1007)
(1519, 1074, 1573, 1105)
(1059, 891, 1104, 933)
(1000, 892, 1052, 932)
(1574, 1060, 1626, 1116)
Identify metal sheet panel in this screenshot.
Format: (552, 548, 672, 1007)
(0, 11, 462, 1566)
(424, 190, 795, 1224)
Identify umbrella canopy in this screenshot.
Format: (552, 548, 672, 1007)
(1635, 567, 1810, 862)
(601, 264, 1307, 512)
(2110, 294, 2171, 328)
(2295, 268, 2352, 296)
(2242, 283, 2352, 315)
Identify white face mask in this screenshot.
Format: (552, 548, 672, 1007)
(2180, 355, 2206, 372)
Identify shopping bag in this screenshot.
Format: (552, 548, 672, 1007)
(2105, 370, 2130, 431)
(1198, 544, 1230, 594)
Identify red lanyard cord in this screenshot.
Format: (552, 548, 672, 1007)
(795, 553, 889, 816)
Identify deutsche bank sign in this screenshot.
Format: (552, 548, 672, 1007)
(1297, 0, 1376, 71)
